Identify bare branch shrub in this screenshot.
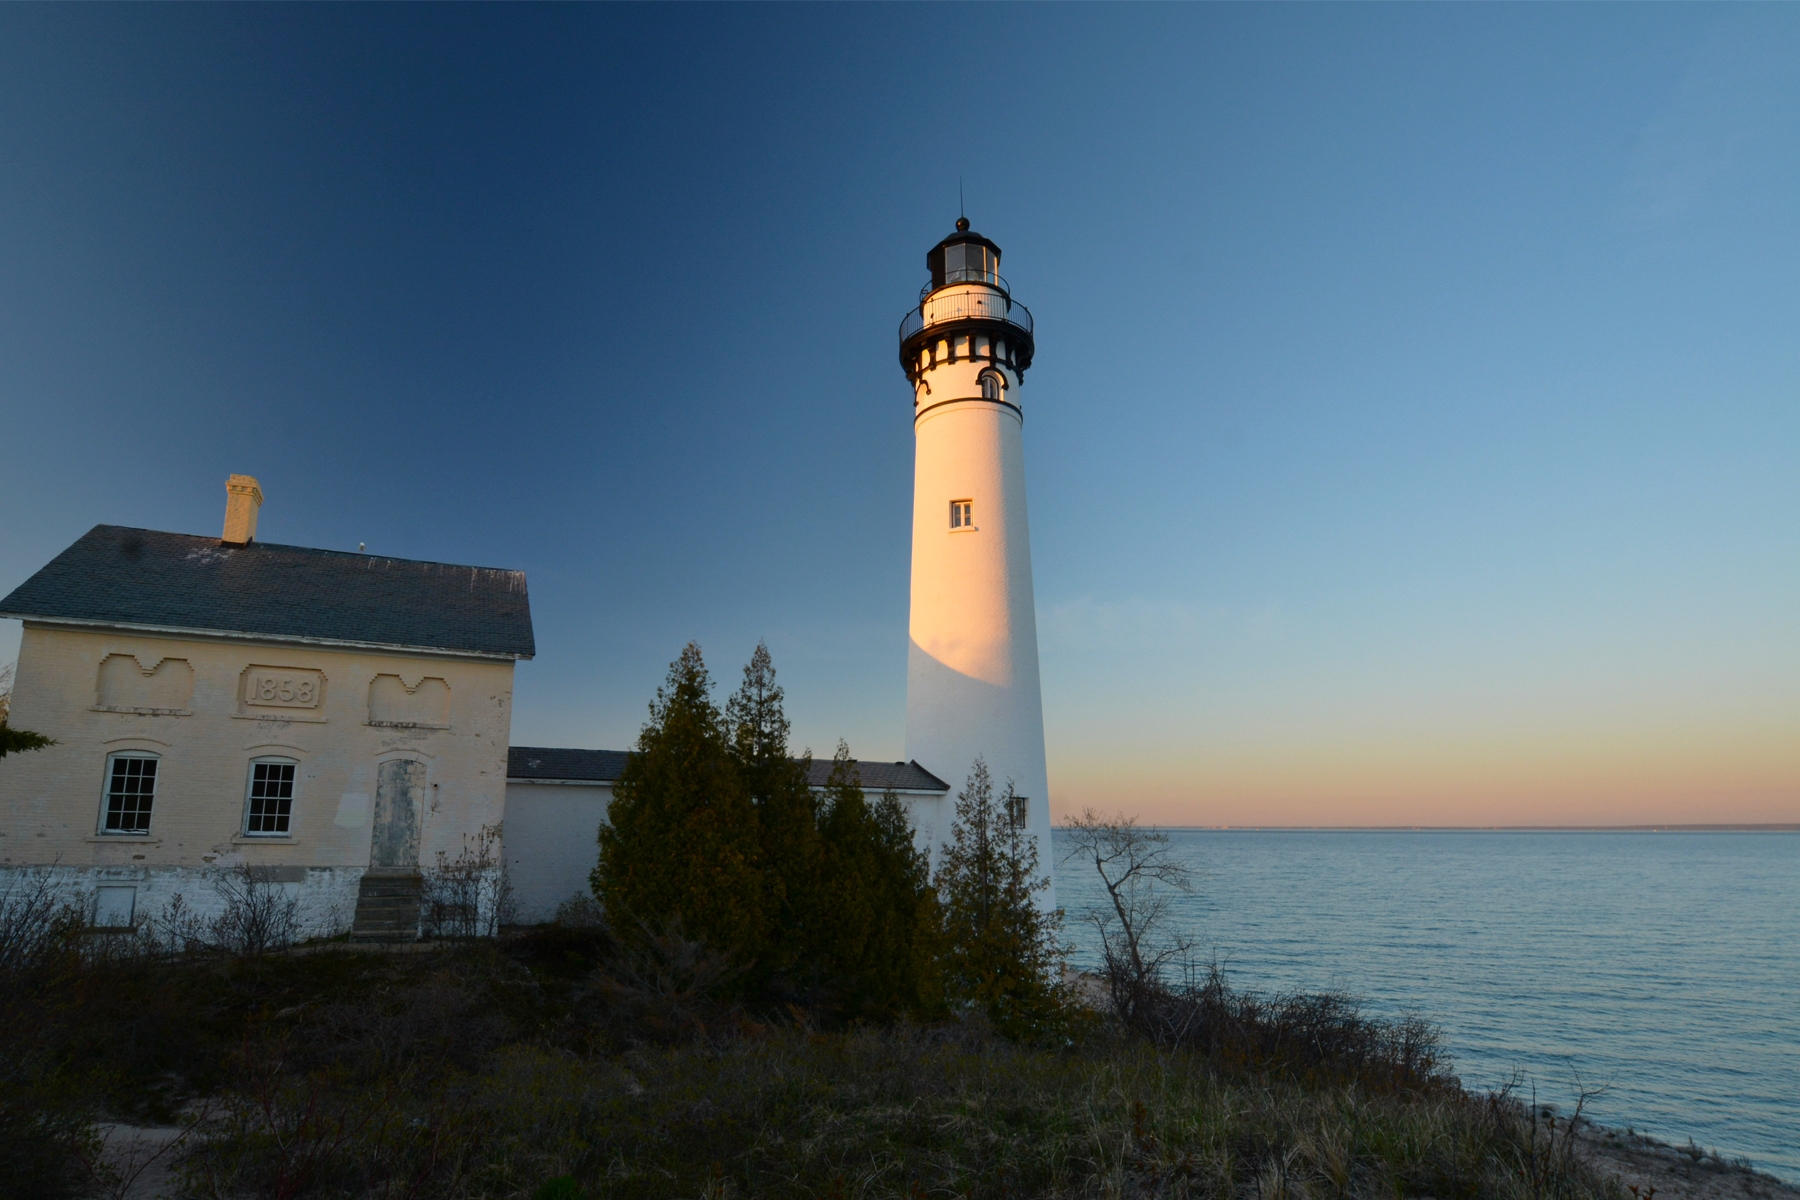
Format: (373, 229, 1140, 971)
(422, 822, 516, 939)
(209, 865, 303, 957)
(1506, 1075, 1612, 1200)
(145, 890, 211, 957)
(588, 918, 742, 1040)
(1141, 959, 1447, 1090)
(0, 867, 86, 977)
(0, 869, 104, 1198)
(553, 893, 607, 929)
(1060, 808, 1195, 1029)
(142, 868, 301, 959)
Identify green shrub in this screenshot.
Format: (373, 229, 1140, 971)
(592, 643, 767, 967)
(935, 759, 1076, 1041)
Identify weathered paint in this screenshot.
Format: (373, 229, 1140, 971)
(370, 759, 424, 869)
(0, 621, 516, 930)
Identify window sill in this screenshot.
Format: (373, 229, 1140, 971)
(91, 706, 192, 717)
(86, 835, 161, 844)
(949, 526, 980, 533)
(232, 834, 296, 844)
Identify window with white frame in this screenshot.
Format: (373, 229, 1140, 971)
(101, 753, 159, 834)
(244, 759, 298, 835)
(950, 499, 973, 530)
(979, 369, 1003, 400)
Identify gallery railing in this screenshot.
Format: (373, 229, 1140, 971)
(899, 291, 1033, 343)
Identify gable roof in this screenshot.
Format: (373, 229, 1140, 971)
(507, 745, 948, 792)
(0, 525, 534, 659)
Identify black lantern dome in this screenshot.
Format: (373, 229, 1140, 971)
(898, 221, 1035, 384)
(927, 224, 1006, 293)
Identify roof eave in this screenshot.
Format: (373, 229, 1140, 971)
(3, 613, 534, 662)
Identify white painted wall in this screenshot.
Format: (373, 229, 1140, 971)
(502, 779, 611, 923)
(0, 863, 361, 940)
(905, 321, 1055, 909)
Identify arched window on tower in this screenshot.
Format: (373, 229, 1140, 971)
(979, 370, 1003, 401)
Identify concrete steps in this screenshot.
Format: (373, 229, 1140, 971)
(350, 868, 422, 943)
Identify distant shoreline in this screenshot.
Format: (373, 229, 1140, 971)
(1054, 824, 1800, 833)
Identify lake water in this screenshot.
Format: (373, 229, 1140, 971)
(1050, 830, 1800, 1182)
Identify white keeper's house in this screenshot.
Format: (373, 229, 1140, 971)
(0, 216, 1054, 936)
(0, 479, 536, 938)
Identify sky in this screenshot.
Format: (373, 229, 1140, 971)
(1, 5, 1795, 827)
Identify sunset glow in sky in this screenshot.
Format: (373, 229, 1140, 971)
(0, 6, 1795, 826)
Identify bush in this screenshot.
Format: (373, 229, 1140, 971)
(147, 866, 303, 959)
(592, 643, 766, 966)
(725, 642, 819, 981)
(935, 759, 1076, 1040)
(0, 871, 100, 1200)
(593, 642, 950, 1019)
(805, 744, 944, 1018)
(423, 823, 517, 939)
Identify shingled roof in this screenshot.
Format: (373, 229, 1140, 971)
(0, 525, 534, 659)
(508, 746, 948, 792)
(805, 759, 949, 793)
(508, 747, 631, 782)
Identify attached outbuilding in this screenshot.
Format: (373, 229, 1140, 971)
(503, 748, 950, 923)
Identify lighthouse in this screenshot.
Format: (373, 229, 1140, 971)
(899, 218, 1054, 909)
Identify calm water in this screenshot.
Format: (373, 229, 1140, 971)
(1051, 830, 1800, 1181)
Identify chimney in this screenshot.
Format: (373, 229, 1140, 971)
(222, 474, 263, 545)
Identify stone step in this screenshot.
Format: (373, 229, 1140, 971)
(355, 892, 421, 907)
(351, 869, 422, 943)
(357, 879, 422, 894)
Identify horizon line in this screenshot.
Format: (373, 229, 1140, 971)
(1050, 823, 1800, 833)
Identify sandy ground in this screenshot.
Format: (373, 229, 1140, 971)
(1574, 1122, 1800, 1200)
(91, 1122, 192, 1200)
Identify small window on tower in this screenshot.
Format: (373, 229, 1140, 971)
(950, 500, 973, 530)
(979, 370, 1002, 400)
(1006, 794, 1028, 829)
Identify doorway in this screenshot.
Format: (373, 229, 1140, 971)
(369, 758, 424, 869)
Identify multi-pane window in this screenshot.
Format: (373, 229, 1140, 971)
(950, 500, 973, 530)
(244, 760, 297, 835)
(979, 370, 1002, 400)
(1006, 794, 1029, 830)
(102, 754, 158, 834)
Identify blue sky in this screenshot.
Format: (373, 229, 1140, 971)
(2, 5, 1795, 824)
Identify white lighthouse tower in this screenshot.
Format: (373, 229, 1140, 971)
(900, 218, 1054, 909)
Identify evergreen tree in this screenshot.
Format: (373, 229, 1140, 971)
(0, 666, 54, 759)
(592, 643, 765, 959)
(935, 758, 1071, 1039)
(810, 743, 944, 1017)
(0, 724, 55, 759)
(724, 643, 819, 974)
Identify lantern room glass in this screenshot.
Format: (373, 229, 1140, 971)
(943, 242, 998, 286)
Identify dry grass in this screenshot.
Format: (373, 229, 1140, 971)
(0, 913, 1631, 1200)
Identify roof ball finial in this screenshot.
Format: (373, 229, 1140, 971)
(955, 216, 970, 232)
